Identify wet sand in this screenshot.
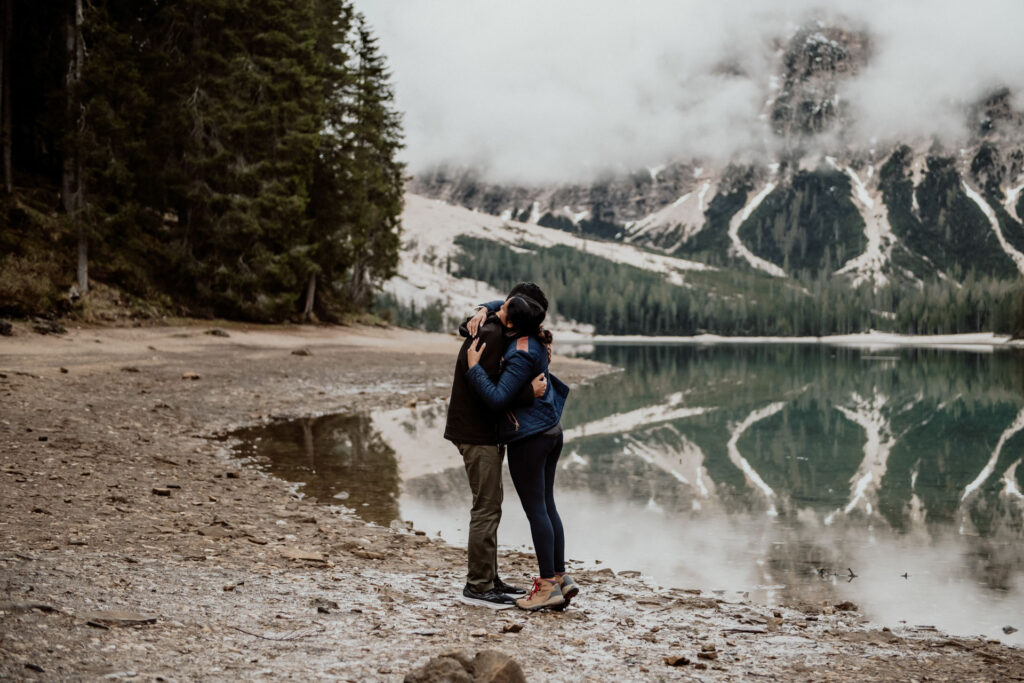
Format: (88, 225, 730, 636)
(2, 321, 1023, 681)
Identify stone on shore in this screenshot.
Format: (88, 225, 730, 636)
(404, 650, 526, 683)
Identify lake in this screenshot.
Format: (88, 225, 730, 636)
(227, 343, 1024, 643)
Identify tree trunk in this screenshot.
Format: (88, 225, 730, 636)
(64, 0, 87, 293)
(349, 259, 366, 309)
(1, 0, 11, 194)
(61, 7, 74, 214)
(302, 272, 316, 321)
(76, 222, 88, 293)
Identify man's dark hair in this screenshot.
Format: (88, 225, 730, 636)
(506, 295, 546, 337)
(507, 282, 548, 312)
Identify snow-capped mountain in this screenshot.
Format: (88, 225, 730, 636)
(409, 25, 1024, 290)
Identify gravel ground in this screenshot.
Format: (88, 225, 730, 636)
(1, 321, 1023, 682)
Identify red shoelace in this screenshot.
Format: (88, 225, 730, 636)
(525, 578, 544, 600)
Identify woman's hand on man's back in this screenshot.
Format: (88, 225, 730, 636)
(467, 338, 486, 368)
(466, 308, 488, 337)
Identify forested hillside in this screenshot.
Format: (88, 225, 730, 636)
(452, 235, 1024, 337)
(0, 0, 404, 322)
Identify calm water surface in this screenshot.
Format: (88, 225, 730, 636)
(228, 344, 1024, 643)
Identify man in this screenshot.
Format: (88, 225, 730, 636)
(444, 282, 550, 609)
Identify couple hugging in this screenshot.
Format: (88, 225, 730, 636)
(443, 282, 578, 611)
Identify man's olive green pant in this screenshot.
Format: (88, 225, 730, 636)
(456, 442, 504, 593)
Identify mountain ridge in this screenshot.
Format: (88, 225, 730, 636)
(408, 24, 1024, 290)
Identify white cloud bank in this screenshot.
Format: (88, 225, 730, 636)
(358, 0, 1024, 182)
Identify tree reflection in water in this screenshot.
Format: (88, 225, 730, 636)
(225, 413, 400, 527)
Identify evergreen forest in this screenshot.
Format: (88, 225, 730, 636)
(0, 0, 404, 322)
(453, 236, 1024, 337)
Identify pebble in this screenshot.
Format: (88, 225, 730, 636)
(81, 610, 157, 627)
(279, 548, 325, 562)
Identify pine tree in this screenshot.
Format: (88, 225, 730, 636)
(75, 0, 153, 294)
(63, 0, 86, 293)
(339, 14, 404, 309)
(149, 0, 321, 320)
(304, 6, 405, 318)
(305, 0, 355, 319)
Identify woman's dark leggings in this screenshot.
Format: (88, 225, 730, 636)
(507, 426, 564, 578)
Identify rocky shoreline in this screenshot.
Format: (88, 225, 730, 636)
(2, 322, 1023, 681)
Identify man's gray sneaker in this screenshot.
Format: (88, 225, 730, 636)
(493, 577, 527, 595)
(460, 586, 516, 610)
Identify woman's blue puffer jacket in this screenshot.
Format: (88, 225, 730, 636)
(465, 334, 569, 444)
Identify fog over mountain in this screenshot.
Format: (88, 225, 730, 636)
(360, 0, 1024, 183)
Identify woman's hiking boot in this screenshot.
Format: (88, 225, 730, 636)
(551, 574, 579, 611)
(515, 578, 564, 611)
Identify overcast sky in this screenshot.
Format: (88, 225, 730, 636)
(359, 0, 1024, 183)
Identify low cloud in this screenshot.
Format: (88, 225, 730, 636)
(359, 0, 1024, 182)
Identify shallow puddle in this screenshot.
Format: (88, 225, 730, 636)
(225, 413, 401, 527)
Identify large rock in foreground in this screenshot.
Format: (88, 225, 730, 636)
(404, 649, 527, 683)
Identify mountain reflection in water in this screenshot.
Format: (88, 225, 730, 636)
(227, 344, 1024, 643)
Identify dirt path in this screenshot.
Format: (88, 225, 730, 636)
(2, 322, 1023, 681)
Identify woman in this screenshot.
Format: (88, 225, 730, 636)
(465, 294, 577, 611)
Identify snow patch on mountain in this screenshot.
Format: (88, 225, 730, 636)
(728, 183, 786, 277)
(910, 156, 926, 215)
(834, 165, 900, 288)
(626, 179, 715, 246)
(962, 181, 1024, 275)
(1005, 183, 1024, 223)
(1004, 459, 1023, 500)
(528, 201, 542, 225)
